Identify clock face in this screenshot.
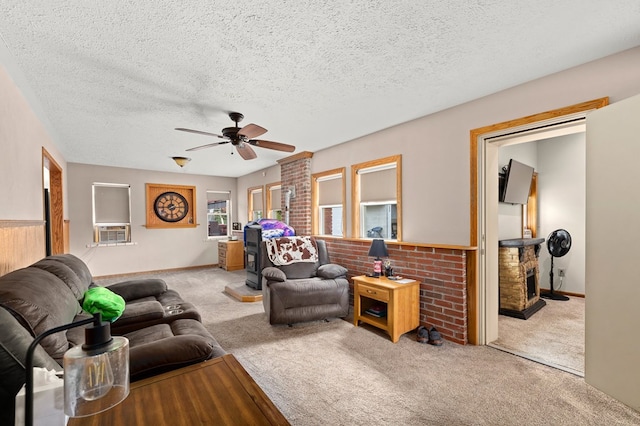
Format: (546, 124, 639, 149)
(154, 192, 189, 222)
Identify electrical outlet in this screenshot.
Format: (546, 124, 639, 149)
(558, 268, 565, 277)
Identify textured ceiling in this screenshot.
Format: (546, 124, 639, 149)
(1, 1, 639, 177)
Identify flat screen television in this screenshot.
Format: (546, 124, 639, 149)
(500, 159, 534, 204)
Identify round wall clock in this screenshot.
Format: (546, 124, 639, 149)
(154, 191, 189, 222)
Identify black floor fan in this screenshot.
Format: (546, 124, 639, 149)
(541, 229, 571, 301)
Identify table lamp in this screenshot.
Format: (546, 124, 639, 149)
(24, 312, 129, 425)
(368, 239, 389, 277)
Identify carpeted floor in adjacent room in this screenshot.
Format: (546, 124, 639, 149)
(96, 268, 640, 426)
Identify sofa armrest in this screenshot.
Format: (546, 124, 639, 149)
(104, 279, 168, 301)
(262, 267, 287, 282)
(316, 264, 348, 279)
(110, 301, 165, 333)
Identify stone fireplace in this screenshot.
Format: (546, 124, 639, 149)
(498, 238, 546, 319)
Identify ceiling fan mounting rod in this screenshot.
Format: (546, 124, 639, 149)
(228, 112, 244, 126)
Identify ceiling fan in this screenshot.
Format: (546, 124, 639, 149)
(175, 112, 295, 160)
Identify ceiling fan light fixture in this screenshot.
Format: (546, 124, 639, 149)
(172, 156, 191, 167)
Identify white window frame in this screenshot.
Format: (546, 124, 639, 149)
(248, 186, 264, 221)
(92, 182, 132, 244)
(312, 168, 346, 237)
(351, 155, 402, 241)
(207, 190, 231, 239)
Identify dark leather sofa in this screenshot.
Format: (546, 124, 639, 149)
(0, 254, 225, 424)
(261, 238, 349, 325)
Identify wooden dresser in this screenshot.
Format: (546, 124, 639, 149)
(218, 240, 245, 271)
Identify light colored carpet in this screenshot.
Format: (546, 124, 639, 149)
(491, 297, 584, 376)
(96, 269, 639, 425)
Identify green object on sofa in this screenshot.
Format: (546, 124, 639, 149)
(82, 287, 126, 322)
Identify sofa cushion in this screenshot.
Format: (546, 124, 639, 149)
(278, 262, 319, 279)
(126, 319, 225, 381)
(316, 264, 348, 279)
(0, 267, 81, 360)
(31, 257, 89, 300)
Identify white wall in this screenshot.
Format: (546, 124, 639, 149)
(237, 165, 280, 226)
(238, 47, 640, 246)
(495, 133, 586, 294)
(0, 66, 67, 220)
(537, 133, 586, 294)
(67, 163, 237, 276)
(4, 48, 640, 276)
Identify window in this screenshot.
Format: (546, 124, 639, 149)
(92, 183, 131, 244)
(312, 168, 345, 237)
(266, 183, 282, 220)
(248, 186, 263, 221)
(207, 190, 231, 237)
(352, 155, 401, 240)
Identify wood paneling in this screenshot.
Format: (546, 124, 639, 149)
(0, 221, 46, 276)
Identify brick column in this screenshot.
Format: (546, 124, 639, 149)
(277, 152, 313, 236)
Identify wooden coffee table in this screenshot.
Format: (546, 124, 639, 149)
(68, 354, 290, 426)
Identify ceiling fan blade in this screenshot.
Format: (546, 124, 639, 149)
(175, 128, 226, 138)
(249, 139, 296, 153)
(236, 143, 257, 160)
(186, 141, 230, 152)
(238, 123, 267, 139)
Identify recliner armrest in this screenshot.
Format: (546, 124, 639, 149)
(262, 267, 287, 282)
(111, 301, 165, 332)
(105, 279, 168, 301)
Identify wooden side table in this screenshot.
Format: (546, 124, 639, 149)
(218, 240, 245, 271)
(352, 275, 420, 343)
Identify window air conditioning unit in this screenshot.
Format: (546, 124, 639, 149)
(95, 225, 130, 244)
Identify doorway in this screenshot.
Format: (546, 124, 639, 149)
(487, 126, 586, 375)
(42, 148, 65, 255)
(468, 97, 608, 348)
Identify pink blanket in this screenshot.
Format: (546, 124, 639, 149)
(265, 236, 318, 266)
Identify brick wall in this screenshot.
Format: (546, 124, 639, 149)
(279, 154, 312, 235)
(321, 238, 468, 344)
(277, 151, 469, 345)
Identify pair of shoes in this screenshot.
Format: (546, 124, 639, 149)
(416, 325, 430, 343)
(428, 326, 443, 346)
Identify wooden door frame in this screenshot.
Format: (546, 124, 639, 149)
(42, 148, 64, 254)
(468, 97, 609, 345)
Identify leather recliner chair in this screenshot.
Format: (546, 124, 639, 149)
(261, 238, 349, 325)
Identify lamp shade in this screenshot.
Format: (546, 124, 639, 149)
(172, 156, 191, 167)
(368, 239, 388, 259)
(64, 336, 129, 417)
(24, 313, 129, 425)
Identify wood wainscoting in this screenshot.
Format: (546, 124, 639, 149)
(0, 220, 46, 276)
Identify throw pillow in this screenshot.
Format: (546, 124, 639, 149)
(82, 287, 126, 322)
(316, 264, 348, 279)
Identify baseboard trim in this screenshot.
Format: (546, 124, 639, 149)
(539, 289, 585, 298)
(95, 264, 217, 279)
